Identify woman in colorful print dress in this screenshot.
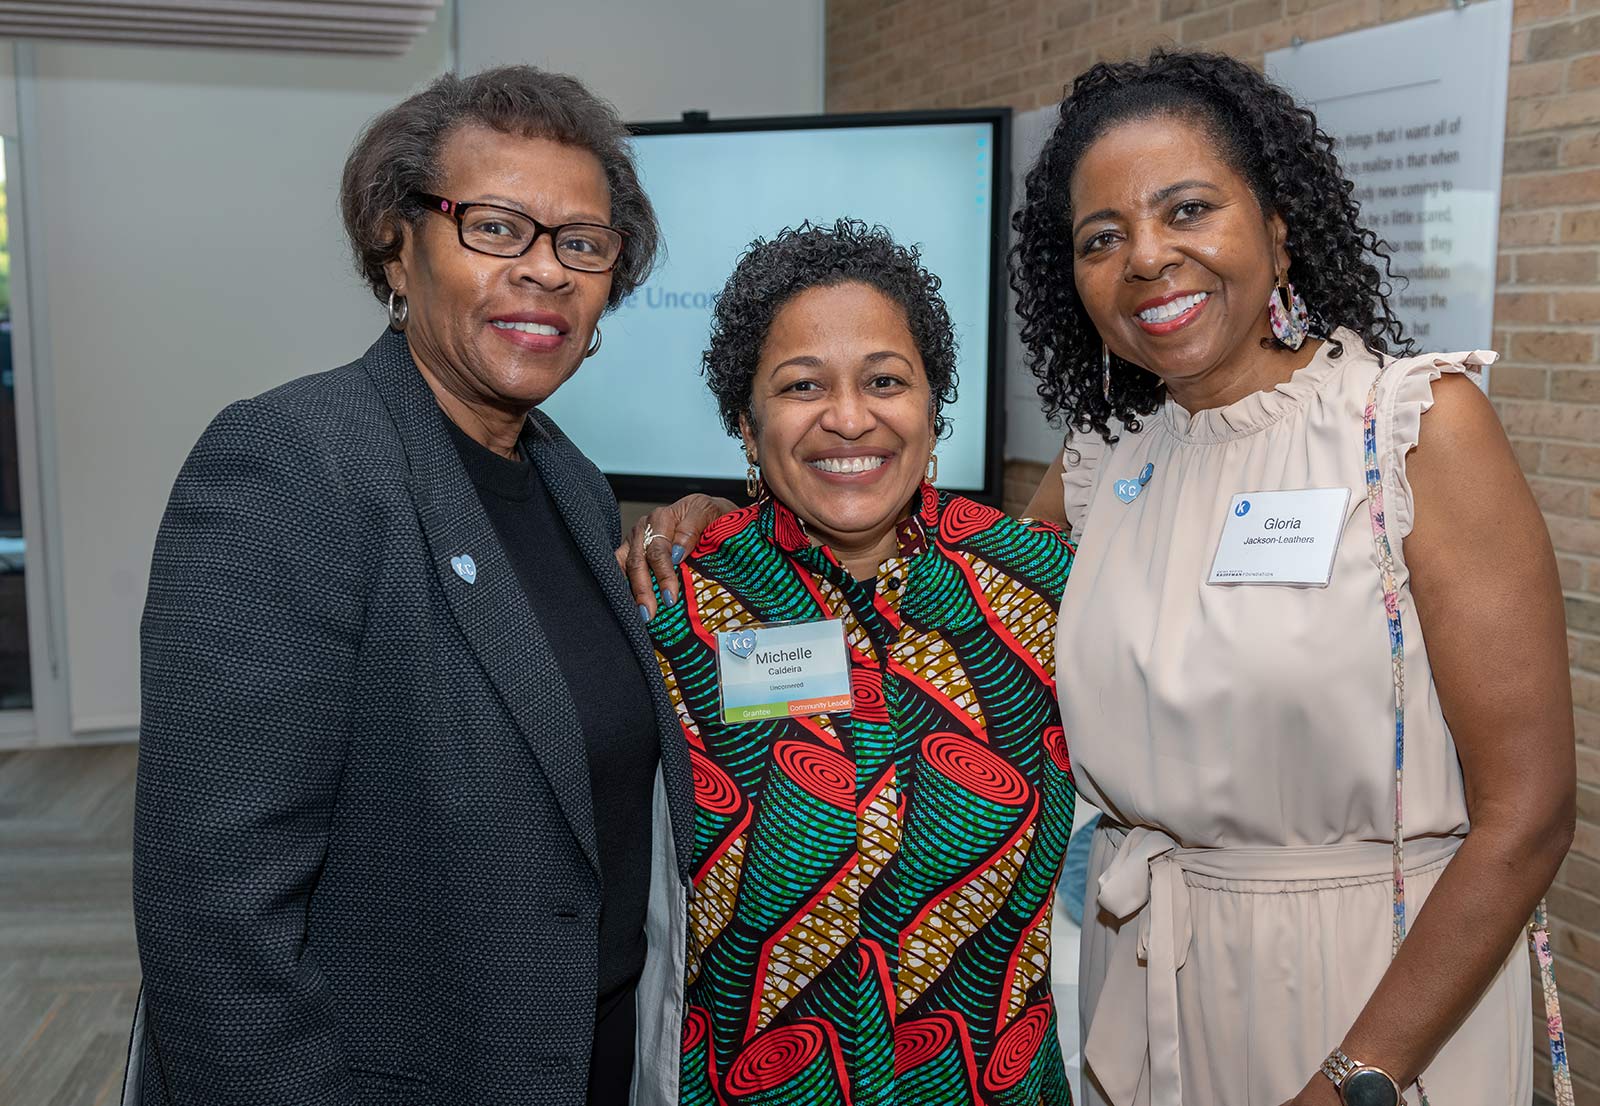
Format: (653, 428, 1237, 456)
(638, 219, 1078, 1106)
(1006, 52, 1574, 1106)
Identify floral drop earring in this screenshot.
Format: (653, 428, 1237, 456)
(1268, 278, 1310, 350)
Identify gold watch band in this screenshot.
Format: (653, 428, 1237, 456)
(1320, 1048, 1401, 1106)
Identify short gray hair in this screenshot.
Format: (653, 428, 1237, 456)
(339, 65, 661, 311)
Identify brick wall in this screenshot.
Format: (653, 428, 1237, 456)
(827, 0, 1600, 1100)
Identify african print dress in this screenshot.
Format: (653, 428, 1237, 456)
(647, 484, 1077, 1106)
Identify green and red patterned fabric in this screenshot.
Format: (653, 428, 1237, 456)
(647, 484, 1077, 1106)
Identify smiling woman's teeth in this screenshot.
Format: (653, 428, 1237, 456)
(492, 320, 561, 335)
(810, 456, 886, 474)
(1138, 292, 1208, 323)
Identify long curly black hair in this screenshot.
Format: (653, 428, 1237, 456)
(1010, 50, 1413, 444)
(703, 218, 960, 440)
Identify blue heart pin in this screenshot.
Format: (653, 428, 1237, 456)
(450, 554, 477, 584)
(1115, 462, 1157, 505)
(725, 629, 757, 659)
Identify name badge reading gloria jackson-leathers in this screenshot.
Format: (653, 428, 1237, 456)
(1208, 487, 1351, 587)
(716, 620, 852, 724)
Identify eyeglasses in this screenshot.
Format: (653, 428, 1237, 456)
(412, 192, 626, 273)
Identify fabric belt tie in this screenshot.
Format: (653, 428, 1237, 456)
(1081, 822, 1463, 1106)
(1083, 825, 1191, 1106)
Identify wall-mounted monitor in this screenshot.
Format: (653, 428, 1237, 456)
(540, 107, 1012, 505)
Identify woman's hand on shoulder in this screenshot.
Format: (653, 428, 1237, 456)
(618, 494, 736, 620)
(1022, 450, 1069, 530)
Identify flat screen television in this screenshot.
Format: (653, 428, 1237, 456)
(539, 108, 1012, 505)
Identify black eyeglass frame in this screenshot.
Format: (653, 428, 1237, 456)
(412, 191, 627, 273)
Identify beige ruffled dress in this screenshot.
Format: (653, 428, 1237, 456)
(1056, 331, 1533, 1105)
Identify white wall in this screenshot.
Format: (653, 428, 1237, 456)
(1006, 103, 1068, 466)
(457, 0, 824, 121)
(20, 21, 452, 738)
(8, 0, 827, 745)
(0, 45, 14, 133)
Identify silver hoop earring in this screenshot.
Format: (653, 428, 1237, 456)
(1102, 343, 1112, 403)
(586, 326, 603, 358)
(387, 290, 408, 331)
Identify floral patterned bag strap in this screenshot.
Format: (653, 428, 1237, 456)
(1363, 366, 1574, 1106)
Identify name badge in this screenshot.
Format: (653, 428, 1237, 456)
(1208, 487, 1351, 587)
(716, 620, 852, 724)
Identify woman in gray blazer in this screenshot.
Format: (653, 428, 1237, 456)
(127, 65, 693, 1106)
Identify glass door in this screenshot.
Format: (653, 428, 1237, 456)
(0, 147, 26, 711)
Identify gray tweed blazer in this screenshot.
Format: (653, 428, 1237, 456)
(125, 329, 694, 1106)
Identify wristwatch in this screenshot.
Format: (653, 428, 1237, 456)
(1321, 1048, 1401, 1106)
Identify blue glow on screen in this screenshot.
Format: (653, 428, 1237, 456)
(540, 121, 997, 490)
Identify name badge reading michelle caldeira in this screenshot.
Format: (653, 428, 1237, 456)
(1207, 487, 1351, 587)
(716, 620, 852, 724)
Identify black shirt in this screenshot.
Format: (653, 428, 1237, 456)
(447, 420, 658, 1099)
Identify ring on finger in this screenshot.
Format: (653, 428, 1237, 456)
(641, 523, 668, 549)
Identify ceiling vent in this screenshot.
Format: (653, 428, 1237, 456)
(0, 1, 443, 56)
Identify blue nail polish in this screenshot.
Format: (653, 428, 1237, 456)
(672, 544, 686, 565)
(638, 604, 651, 624)
(666, 589, 681, 606)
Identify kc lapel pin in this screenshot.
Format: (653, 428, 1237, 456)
(450, 554, 478, 584)
(1114, 462, 1156, 505)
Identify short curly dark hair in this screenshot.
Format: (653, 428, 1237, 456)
(703, 218, 960, 440)
(340, 65, 660, 312)
(1010, 49, 1413, 444)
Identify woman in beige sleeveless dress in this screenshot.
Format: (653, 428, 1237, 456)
(1012, 53, 1576, 1106)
